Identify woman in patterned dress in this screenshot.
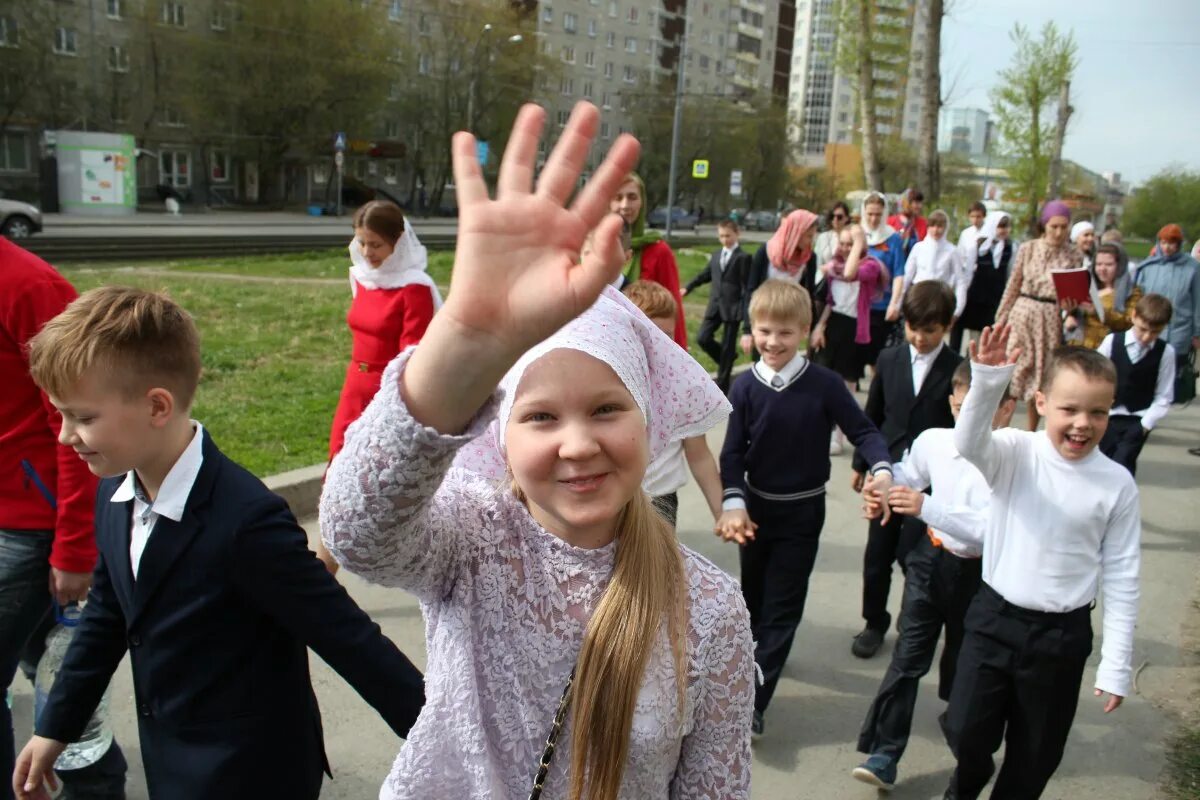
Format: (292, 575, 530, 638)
(995, 200, 1082, 430)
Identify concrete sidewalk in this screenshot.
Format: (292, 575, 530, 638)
(11, 402, 1198, 799)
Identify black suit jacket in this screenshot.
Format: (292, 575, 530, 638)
(852, 342, 962, 472)
(37, 432, 425, 800)
(742, 247, 819, 333)
(685, 245, 752, 322)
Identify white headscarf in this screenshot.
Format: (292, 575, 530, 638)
(349, 218, 443, 308)
(859, 191, 896, 247)
(1070, 220, 1094, 243)
(452, 286, 730, 482)
(976, 210, 1012, 255)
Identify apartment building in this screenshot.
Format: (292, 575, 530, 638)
(938, 106, 990, 157)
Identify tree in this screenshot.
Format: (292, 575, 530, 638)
(915, 0, 944, 200)
(989, 22, 1077, 234)
(1122, 169, 1200, 243)
(0, 3, 89, 135)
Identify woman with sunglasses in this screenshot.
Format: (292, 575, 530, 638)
(816, 202, 852, 267)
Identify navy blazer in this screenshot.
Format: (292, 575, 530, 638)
(36, 431, 425, 800)
(852, 342, 962, 472)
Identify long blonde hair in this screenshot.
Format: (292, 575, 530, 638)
(513, 480, 688, 800)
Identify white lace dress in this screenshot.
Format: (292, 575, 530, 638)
(320, 353, 756, 800)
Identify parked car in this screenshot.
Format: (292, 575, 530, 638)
(646, 206, 699, 231)
(742, 209, 779, 231)
(728, 208, 748, 225)
(0, 197, 43, 238)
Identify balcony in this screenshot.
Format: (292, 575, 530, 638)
(738, 0, 767, 14)
(737, 20, 764, 39)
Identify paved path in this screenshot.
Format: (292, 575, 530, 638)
(11, 400, 1198, 799)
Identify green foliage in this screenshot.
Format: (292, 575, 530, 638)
(1123, 170, 1200, 243)
(989, 22, 1078, 234)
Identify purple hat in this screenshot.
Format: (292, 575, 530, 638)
(1040, 200, 1071, 225)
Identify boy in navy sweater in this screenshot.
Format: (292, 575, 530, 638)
(851, 281, 961, 659)
(718, 280, 893, 736)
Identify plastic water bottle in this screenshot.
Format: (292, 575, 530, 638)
(33, 603, 114, 770)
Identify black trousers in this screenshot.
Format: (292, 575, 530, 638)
(861, 513, 927, 631)
(739, 493, 826, 714)
(1099, 414, 1148, 476)
(944, 583, 1093, 800)
(858, 536, 982, 761)
(697, 312, 740, 393)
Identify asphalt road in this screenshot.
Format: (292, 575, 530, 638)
(10, 398, 1198, 799)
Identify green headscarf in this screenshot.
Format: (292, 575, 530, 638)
(622, 172, 662, 283)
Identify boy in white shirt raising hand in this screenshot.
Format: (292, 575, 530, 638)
(943, 325, 1140, 800)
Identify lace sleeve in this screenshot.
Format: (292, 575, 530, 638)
(319, 348, 499, 599)
(670, 570, 755, 799)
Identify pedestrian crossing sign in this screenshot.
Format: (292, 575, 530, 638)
(692, 159, 709, 179)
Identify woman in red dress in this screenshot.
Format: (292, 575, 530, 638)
(321, 201, 441, 571)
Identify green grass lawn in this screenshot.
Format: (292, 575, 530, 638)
(58, 238, 756, 476)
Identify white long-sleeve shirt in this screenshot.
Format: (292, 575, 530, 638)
(892, 427, 988, 559)
(902, 236, 970, 318)
(1096, 333, 1176, 431)
(957, 225, 981, 271)
(954, 362, 1141, 697)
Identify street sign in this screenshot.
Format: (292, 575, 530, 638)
(334, 151, 344, 169)
(692, 159, 709, 179)
(334, 132, 346, 152)
(730, 169, 743, 197)
(476, 141, 489, 167)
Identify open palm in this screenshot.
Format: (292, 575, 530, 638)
(971, 324, 1021, 367)
(442, 103, 641, 358)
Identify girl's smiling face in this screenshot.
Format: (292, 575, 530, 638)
(505, 349, 648, 549)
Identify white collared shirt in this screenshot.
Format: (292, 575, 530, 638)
(902, 236, 969, 318)
(1096, 333, 1176, 430)
(909, 342, 944, 396)
(719, 247, 733, 270)
(752, 351, 807, 389)
(111, 422, 205, 579)
(955, 362, 1140, 697)
(892, 428, 987, 558)
(957, 225, 981, 267)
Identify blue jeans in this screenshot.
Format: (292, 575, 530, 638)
(0, 529, 126, 800)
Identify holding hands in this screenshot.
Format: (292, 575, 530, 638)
(715, 509, 757, 546)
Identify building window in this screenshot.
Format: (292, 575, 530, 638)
(600, 122, 610, 139)
(603, 61, 613, 78)
(584, 50, 594, 67)
(160, 2, 185, 27)
(563, 12, 577, 33)
(561, 45, 575, 63)
(162, 106, 185, 127)
(388, 0, 402, 21)
(699, 54, 709, 70)
(0, 17, 15, 48)
(560, 77, 574, 95)
(384, 162, 398, 184)
(627, 7, 638, 23)
(622, 65, 635, 83)
(107, 45, 129, 72)
(449, 56, 460, 74)
(543, 5, 553, 23)
(0, 131, 29, 172)
(608, 1, 618, 18)
(587, 19, 597, 37)
(210, 149, 230, 182)
(556, 110, 569, 127)
(417, 52, 431, 75)
(601, 91, 611, 109)
(624, 36, 636, 53)
(160, 150, 191, 187)
(210, 5, 228, 31)
(385, 119, 400, 139)
(582, 81, 593, 98)
(106, 0, 123, 19)
(53, 28, 78, 56)
(418, 13, 430, 34)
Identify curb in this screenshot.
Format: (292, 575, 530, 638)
(262, 363, 754, 520)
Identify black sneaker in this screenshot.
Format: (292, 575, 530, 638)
(851, 626, 885, 658)
(751, 710, 765, 738)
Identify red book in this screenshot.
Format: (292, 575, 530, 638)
(1051, 268, 1091, 305)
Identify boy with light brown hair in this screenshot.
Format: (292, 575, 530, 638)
(15, 286, 424, 800)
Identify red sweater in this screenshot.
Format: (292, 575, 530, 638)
(639, 240, 688, 348)
(0, 238, 98, 573)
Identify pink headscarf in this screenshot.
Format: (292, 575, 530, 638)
(766, 210, 819, 276)
(453, 286, 730, 482)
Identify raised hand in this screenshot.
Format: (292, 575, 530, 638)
(442, 102, 640, 360)
(970, 324, 1020, 368)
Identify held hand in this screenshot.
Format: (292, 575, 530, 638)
(439, 102, 641, 360)
(970, 325, 1021, 368)
(13, 736, 65, 800)
(716, 509, 755, 545)
(863, 471, 894, 523)
(1059, 297, 1079, 313)
(48, 568, 91, 607)
(850, 470, 865, 493)
(740, 334, 753, 356)
(885, 304, 901, 322)
(862, 487, 885, 519)
(888, 486, 925, 517)
(1094, 689, 1124, 713)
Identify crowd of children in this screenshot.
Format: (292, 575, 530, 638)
(0, 100, 1192, 800)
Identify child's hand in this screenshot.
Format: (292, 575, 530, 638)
(862, 488, 886, 519)
(1094, 689, 1124, 713)
(13, 736, 65, 800)
(1064, 315, 1078, 332)
(440, 102, 640, 360)
(862, 471, 894, 522)
(970, 324, 1021, 368)
(850, 470, 865, 493)
(740, 334, 753, 356)
(885, 302, 901, 322)
(716, 509, 756, 545)
(810, 326, 826, 350)
(888, 486, 924, 517)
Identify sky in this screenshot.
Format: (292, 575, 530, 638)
(940, 0, 1200, 187)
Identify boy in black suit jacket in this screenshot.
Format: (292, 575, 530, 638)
(15, 287, 425, 800)
(683, 219, 752, 392)
(851, 281, 961, 659)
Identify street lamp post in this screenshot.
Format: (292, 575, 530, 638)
(664, 4, 692, 240)
(466, 25, 523, 134)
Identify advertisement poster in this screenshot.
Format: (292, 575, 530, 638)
(79, 149, 128, 205)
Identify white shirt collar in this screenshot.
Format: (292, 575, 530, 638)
(753, 351, 807, 388)
(110, 422, 205, 522)
(909, 341, 944, 364)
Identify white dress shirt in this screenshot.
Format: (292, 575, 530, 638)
(1096, 333, 1176, 431)
(719, 247, 732, 271)
(955, 362, 1141, 697)
(909, 341, 944, 396)
(902, 237, 970, 318)
(957, 225, 981, 268)
(892, 428, 987, 558)
(111, 422, 205, 579)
